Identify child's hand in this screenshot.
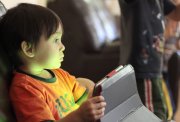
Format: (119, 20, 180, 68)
(77, 96, 106, 122)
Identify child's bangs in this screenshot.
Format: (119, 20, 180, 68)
(42, 10, 63, 40)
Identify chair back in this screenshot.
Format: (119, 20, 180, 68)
(0, 1, 17, 121)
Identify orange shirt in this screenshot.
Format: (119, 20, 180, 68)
(9, 68, 87, 122)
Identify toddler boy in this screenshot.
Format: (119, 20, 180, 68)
(0, 3, 106, 122)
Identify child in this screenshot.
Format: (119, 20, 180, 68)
(0, 3, 106, 122)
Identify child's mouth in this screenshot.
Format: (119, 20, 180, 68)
(60, 57, 64, 61)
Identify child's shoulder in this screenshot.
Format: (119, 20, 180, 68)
(51, 68, 71, 76)
(11, 70, 40, 87)
(51, 68, 76, 81)
(13, 70, 31, 82)
(10, 70, 45, 93)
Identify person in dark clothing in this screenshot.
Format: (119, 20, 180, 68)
(118, 0, 180, 120)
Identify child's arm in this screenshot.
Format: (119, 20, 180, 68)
(56, 77, 106, 122)
(76, 78, 95, 92)
(55, 96, 106, 122)
(75, 78, 95, 105)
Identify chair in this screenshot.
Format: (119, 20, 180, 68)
(0, 1, 17, 122)
(47, 0, 120, 83)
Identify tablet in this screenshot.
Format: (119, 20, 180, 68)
(92, 64, 167, 122)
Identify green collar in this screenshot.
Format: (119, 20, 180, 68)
(16, 69, 56, 83)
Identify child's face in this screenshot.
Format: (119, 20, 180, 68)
(33, 25, 65, 69)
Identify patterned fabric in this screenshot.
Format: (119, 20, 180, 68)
(136, 78, 167, 120)
(144, 79, 154, 113)
(162, 37, 178, 73)
(163, 73, 176, 119)
(119, 0, 175, 120)
(9, 68, 87, 122)
(163, 17, 179, 73)
(162, 77, 173, 120)
(162, 18, 179, 118)
(119, 0, 176, 78)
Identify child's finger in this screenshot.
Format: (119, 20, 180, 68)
(94, 102, 106, 109)
(95, 107, 105, 115)
(90, 96, 105, 103)
(94, 110, 105, 120)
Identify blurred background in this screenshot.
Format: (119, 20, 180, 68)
(1, 0, 120, 16)
(1, 0, 47, 8)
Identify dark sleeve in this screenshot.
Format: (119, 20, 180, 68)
(41, 120, 54, 122)
(163, 0, 176, 15)
(124, 0, 135, 4)
(119, 0, 138, 4)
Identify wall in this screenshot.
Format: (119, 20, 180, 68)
(1, 0, 47, 9)
(103, 0, 120, 16)
(1, 0, 120, 16)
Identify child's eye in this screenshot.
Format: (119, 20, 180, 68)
(54, 39, 58, 43)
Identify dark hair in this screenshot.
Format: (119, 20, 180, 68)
(0, 3, 62, 67)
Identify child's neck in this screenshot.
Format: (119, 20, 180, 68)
(17, 65, 53, 79)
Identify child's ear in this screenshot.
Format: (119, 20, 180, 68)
(21, 41, 34, 57)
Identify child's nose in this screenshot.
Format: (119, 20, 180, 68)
(59, 44, 65, 52)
